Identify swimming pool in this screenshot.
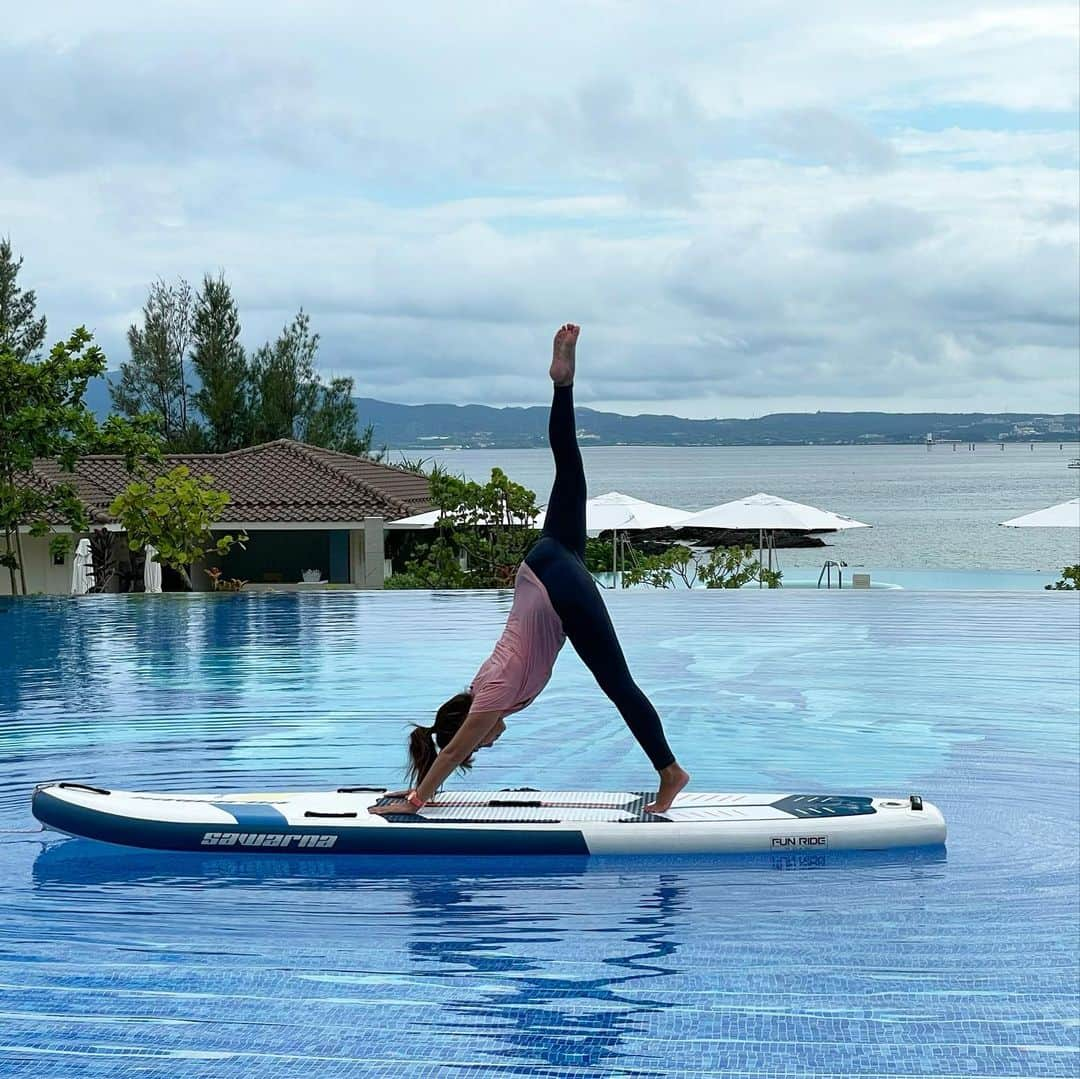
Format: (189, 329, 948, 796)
(2, 591, 1077, 1077)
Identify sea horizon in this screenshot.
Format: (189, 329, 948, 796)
(389, 442, 1080, 574)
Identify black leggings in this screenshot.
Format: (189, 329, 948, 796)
(524, 384, 676, 771)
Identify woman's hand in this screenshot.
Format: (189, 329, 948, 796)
(368, 799, 419, 817)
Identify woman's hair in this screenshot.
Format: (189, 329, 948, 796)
(407, 691, 474, 787)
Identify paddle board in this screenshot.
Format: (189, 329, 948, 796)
(32, 782, 946, 855)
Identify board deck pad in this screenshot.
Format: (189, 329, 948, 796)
(377, 791, 878, 824)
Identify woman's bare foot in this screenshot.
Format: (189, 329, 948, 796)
(646, 763, 690, 814)
(550, 323, 580, 386)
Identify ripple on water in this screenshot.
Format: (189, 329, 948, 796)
(1, 591, 1077, 1078)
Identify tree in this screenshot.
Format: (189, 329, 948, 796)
(620, 542, 782, 589)
(0, 325, 162, 595)
(306, 376, 380, 457)
(190, 273, 252, 451)
(0, 238, 47, 363)
(387, 466, 540, 589)
(250, 310, 320, 443)
(110, 465, 246, 590)
(1046, 565, 1079, 591)
(112, 277, 199, 448)
(249, 309, 378, 456)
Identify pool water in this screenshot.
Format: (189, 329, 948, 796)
(1, 591, 1078, 1078)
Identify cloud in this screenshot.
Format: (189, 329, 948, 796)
(819, 202, 938, 251)
(764, 109, 898, 172)
(0, 0, 1076, 417)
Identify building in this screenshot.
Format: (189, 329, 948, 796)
(5, 439, 433, 595)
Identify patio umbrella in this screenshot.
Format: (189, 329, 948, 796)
(579, 492, 693, 578)
(70, 538, 92, 595)
(1000, 497, 1080, 528)
(386, 507, 543, 530)
(144, 544, 162, 593)
(676, 492, 870, 586)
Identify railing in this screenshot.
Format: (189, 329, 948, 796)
(817, 559, 847, 589)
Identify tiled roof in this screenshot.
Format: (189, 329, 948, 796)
(27, 439, 433, 525)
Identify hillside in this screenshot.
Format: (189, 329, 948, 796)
(83, 376, 1077, 448)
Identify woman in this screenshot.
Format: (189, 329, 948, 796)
(370, 324, 690, 817)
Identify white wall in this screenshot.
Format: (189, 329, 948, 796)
(0, 534, 79, 596)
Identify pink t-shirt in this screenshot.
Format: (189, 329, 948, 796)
(469, 562, 567, 716)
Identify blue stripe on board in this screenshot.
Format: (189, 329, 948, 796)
(211, 802, 290, 827)
(31, 789, 591, 856)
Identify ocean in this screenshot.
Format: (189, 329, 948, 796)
(390, 443, 1080, 573)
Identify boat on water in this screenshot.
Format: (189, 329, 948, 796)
(1068, 458, 1080, 469)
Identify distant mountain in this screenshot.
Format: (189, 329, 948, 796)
(84, 375, 1077, 448)
(85, 374, 115, 419)
(355, 398, 1079, 449)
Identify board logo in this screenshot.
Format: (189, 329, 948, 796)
(771, 835, 828, 848)
(201, 832, 338, 849)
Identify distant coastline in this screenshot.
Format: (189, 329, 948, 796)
(352, 398, 1078, 450)
(84, 375, 1077, 450)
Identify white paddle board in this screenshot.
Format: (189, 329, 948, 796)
(32, 782, 946, 855)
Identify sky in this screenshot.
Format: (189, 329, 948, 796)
(3, 1, 1078, 418)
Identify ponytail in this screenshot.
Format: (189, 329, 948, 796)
(406, 691, 476, 787)
(407, 725, 440, 788)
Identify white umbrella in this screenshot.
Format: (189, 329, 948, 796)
(678, 492, 870, 533)
(578, 492, 693, 578)
(1000, 497, 1080, 528)
(144, 544, 162, 593)
(386, 507, 542, 530)
(582, 491, 692, 531)
(70, 537, 92, 595)
(676, 492, 870, 586)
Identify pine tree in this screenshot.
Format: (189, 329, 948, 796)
(0, 237, 47, 362)
(305, 376, 378, 457)
(190, 274, 251, 451)
(111, 277, 198, 448)
(249, 310, 377, 457)
(250, 310, 320, 442)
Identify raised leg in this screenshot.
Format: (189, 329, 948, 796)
(540, 325, 586, 558)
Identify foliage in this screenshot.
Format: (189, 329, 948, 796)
(391, 454, 434, 475)
(111, 277, 199, 448)
(1045, 565, 1079, 591)
(0, 238, 46, 362)
(305, 376, 380, 458)
(250, 310, 320, 443)
(249, 309, 379, 457)
(110, 465, 246, 590)
(384, 539, 472, 590)
(88, 528, 117, 593)
(0, 285, 162, 594)
(190, 274, 251, 452)
(207, 567, 248, 592)
(108, 272, 382, 458)
(620, 544, 699, 589)
(584, 535, 616, 573)
(387, 466, 540, 588)
(48, 534, 74, 562)
(620, 542, 782, 589)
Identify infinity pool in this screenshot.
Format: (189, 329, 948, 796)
(1, 591, 1077, 1078)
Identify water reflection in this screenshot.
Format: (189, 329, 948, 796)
(29, 839, 945, 1074)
